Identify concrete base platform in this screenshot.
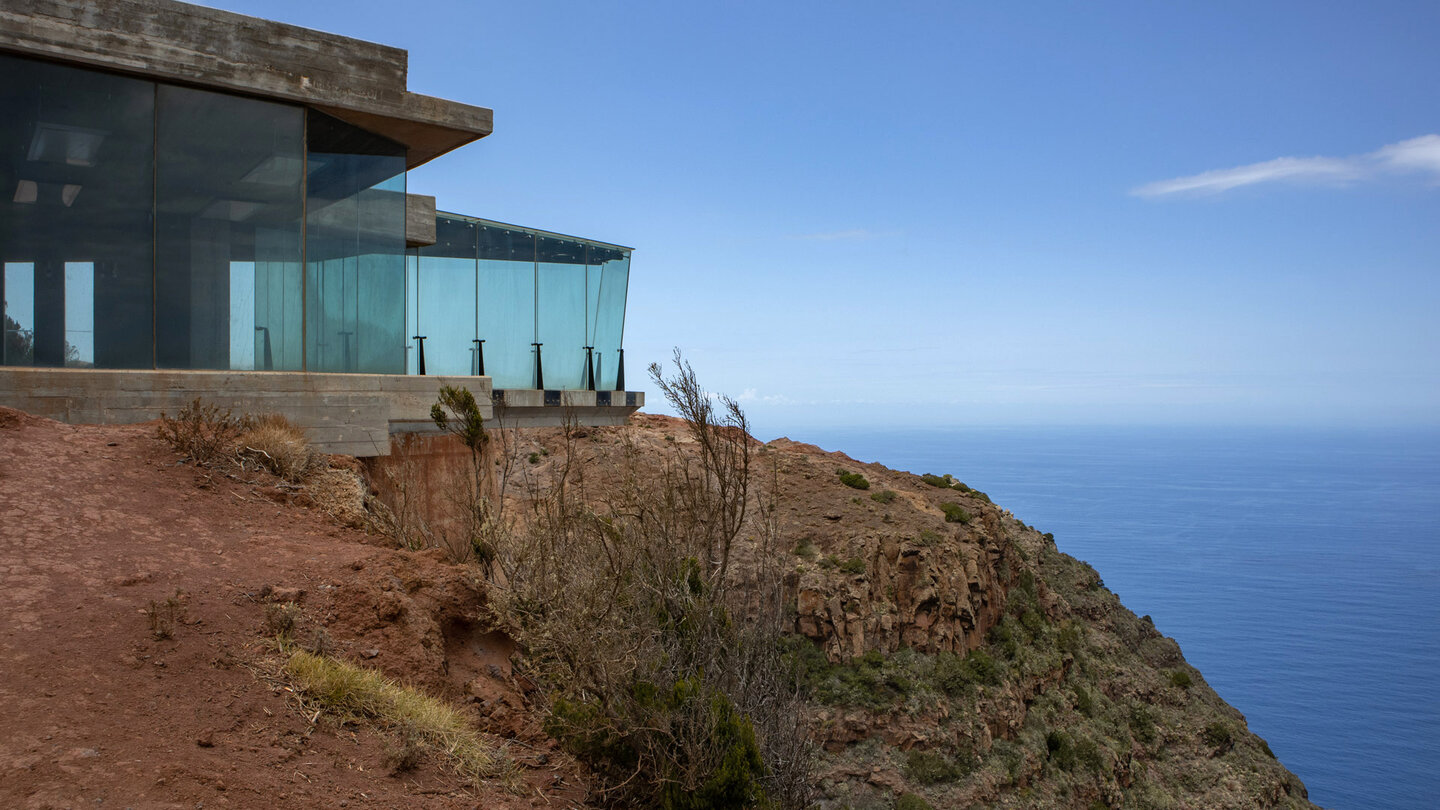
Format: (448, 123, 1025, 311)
(0, 368, 643, 456)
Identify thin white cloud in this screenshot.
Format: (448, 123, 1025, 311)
(1373, 134, 1440, 176)
(1132, 134, 1440, 198)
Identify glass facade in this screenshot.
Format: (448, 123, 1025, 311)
(0, 53, 154, 369)
(155, 85, 305, 370)
(1, 52, 631, 387)
(304, 111, 407, 374)
(408, 213, 631, 390)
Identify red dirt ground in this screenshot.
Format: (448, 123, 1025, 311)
(0, 407, 585, 809)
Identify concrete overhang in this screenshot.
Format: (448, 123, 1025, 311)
(0, 0, 493, 169)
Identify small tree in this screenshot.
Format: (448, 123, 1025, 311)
(495, 352, 813, 808)
(430, 385, 497, 564)
(647, 348, 752, 595)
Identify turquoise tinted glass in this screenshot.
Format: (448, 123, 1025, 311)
(305, 111, 407, 373)
(536, 235, 587, 389)
(589, 249, 630, 390)
(415, 216, 478, 376)
(476, 223, 536, 388)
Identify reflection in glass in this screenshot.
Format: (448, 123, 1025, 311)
(3, 262, 35, 365)
(64, 261, 94, 367)
(0, 53, 154, 368)
(155, 85, 303, 370)
(306, 110, 407, 373)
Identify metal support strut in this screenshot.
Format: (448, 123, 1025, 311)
(413, 335, 428, 375)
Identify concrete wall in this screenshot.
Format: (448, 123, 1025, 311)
(0, 368, 492, 457)
(405, 194, 438, 248)
(0, 368, 644, 455)
(0, 0, 492, 167)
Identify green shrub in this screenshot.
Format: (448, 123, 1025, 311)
(871, 489, 898, 504)
(1056, 620, 1084, 654)
(528, 452, 541, 464)
(793, 539, 818, 560)
(1169, 669, 1193, 689)
(989, 618, 1020, 660)
(1202, 720, 1235, 753)
(552, 683, 769, 810)
(1129, 705, 1157, 745)
(904, 749, 967, 784)
(1019, 608, 1046, 636)
(895, 793, 935, 810)
(839, 556, 866, 575)
(917, 529, 941, 546)
(1074, 736, 1107, 774)
(940, 502, 972, 524)
(920, 473, 952, 488)
(1072, 685, 1094, 717)
(1046, 730, 1076, 771)
(838, 471, 870, 490)
(819, 554, 840, 570)
(933, 648, 1002, 694)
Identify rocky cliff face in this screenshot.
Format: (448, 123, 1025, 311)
(765, 437, 1012, 661)
(492, 415, 1318, 810)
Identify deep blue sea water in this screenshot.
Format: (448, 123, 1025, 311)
(785, 425, 1440, 810)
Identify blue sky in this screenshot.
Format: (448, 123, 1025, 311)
(217, 1, 1440, 434)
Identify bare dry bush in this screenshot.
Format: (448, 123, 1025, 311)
(238, 413, 316, 482)
(371, 436, 436, 551)
(156, 398, 250, 465)
(490, 352, 814, 809)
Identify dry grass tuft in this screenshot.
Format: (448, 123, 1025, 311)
(146, 591, 187, 640)
(239, 414, 315, 482)
(284, 650, 506, 783)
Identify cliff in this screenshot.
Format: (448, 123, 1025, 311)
(0, 405, 1316, 809)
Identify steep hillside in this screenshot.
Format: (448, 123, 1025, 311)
(487, 414, 1317, 810)
(0, 405, 1316, 809)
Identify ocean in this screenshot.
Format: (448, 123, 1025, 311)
(783, 424, 1440, 810)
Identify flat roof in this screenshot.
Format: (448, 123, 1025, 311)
(438, 210, 635, 253)
(0, 0, 492, 169)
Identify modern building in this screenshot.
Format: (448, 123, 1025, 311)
(0, 0, 640, 454)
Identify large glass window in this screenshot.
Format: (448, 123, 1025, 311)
(476, 223, 536, 388)
(155, 85, 304, 370)
(0, 53, 629, 383)
(588, 247, 630, 390)
(0, 53, 154, 368)
(535, 235, 588, 390)
(305, 111, 407, 374)
(3, 262, 35, 365)
(413, 216, 478, 376)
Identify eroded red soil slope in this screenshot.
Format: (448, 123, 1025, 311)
(0, 408, 579, 809)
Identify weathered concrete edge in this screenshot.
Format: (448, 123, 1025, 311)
(0, 369, 645, 456)
(0, 0, 493, 167)
(0, 368, 493, 457)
